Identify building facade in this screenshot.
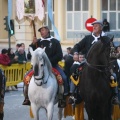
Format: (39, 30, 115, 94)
(0, 0, 120, 50)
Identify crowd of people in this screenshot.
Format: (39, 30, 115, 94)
(0, 43, 31, 91)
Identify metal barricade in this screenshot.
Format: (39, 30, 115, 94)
(0, 62, 31, 86)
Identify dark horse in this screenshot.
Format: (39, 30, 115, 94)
(0, 69, 5, 120)
(80, 36, 114, 120)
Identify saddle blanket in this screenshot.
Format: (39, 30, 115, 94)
(24, 68, 63, 85)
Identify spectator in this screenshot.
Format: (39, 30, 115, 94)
(102, 19, 110, 32)
(21, 43, 27, 61)
(15, 43, 21, 55)
(27, 47, 32, 61)
(68, 52, 85, 104)
(63, 47, 72, 60)
(115, 46, 120, 59)
(15, 47, 27, 64)
(8, 48, 18, 64)
(69, 52, 85, 94)
(0, 49, 11, 66)
(7, 48, 18, 91)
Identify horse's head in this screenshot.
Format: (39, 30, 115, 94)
(87, 35, 115, 68)
(29, 47, 47, 86)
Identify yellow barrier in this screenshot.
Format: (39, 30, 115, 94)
(0, 62, 31, 87)
(0, 61, 63, 87)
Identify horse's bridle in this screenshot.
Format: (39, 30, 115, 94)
(86, 60, 110, 72)
(86, 41, 115, 72)
(34, 58, 50, 86)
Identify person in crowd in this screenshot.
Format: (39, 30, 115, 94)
(64, 48, 74, 92)
(64, 48, 74, 78)
(22, 26, 68, 108)
(115, 46, 120, 59)
(7, 48, 18, 91)
(15, 47, 27, 64)
(0, 49, 14, 91)
(0, 49, 11, 66)
(73, 20, 119, 105)
(15, 43, 21, 55)
(21, 43, 27, 60)
(27, 47, 32, 61)
(8, 48, 18, 64)
(63, 47, 72, 60)
(102, 18, 110, 32)
(68, 52, 85, 104)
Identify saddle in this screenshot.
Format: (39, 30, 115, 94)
(23, 68, 64, 85)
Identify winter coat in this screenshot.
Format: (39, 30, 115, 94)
(30, 36, 63, 66)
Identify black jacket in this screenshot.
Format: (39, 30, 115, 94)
(64, 54, 74, 77)
(73, 35, 95, 57)
(30, 37, 63, 66)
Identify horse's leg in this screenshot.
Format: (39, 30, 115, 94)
(46, 103, 54, 120)
(31, 103, 39, 120)
(58, 108, 63, 120)
(85, 103, 92, 120)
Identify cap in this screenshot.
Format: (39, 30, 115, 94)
(91, 20, 103, 26)
(38, 25, 50, 32)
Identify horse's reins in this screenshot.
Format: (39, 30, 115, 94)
(86, 60, 110, 72)
(86, 40, 115, 72)
(34, 58, 50, 86)
(35, 74, 49, 86)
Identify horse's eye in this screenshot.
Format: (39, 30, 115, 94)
(41, 64, 43, 67)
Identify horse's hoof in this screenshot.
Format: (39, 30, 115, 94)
(22, 99, 31, 106)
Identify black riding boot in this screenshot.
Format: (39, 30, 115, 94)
(58, 94, 66, 108)
(110, 75, 120, 105)
(22, 85, 30, 106)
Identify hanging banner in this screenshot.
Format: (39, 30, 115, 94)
(16, 0, 45, 24)
(47, 0, 60, 41)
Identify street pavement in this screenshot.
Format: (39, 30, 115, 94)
(4, 82, 88, 120)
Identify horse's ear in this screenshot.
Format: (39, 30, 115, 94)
(29, 47, 34, 56)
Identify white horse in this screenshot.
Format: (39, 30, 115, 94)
(28, 47, 63, 120)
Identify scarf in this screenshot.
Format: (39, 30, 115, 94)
(91, 31, 105, 44)
(41, 36, 54, 41)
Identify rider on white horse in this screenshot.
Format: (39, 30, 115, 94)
(22, 26, 69, 108)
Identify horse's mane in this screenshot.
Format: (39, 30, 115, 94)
(87, 36, 111, 60)
(32, 48, 52, 74)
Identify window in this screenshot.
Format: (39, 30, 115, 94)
(102, 0, 120, 30)
(66, 0, 89, 40)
